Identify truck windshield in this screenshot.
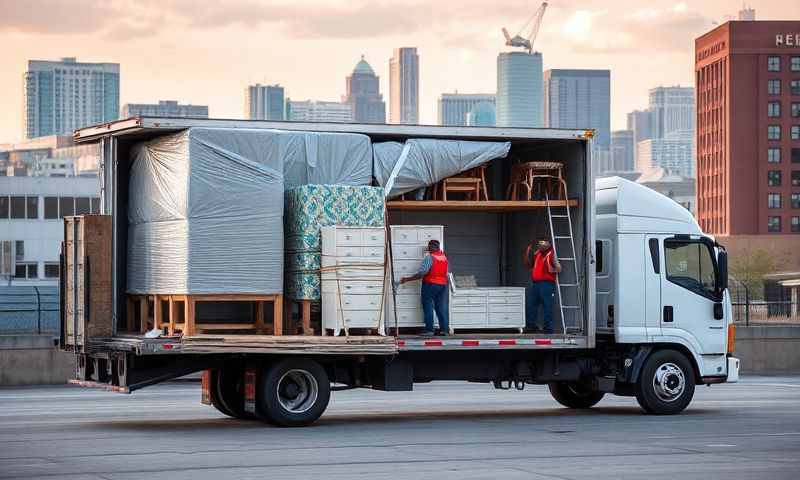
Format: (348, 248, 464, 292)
(664, 240, 717, 299)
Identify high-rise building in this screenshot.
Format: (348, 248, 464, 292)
(23, 57, 119, 139)
(738, 7, 756, 21)
(610, 130, 635, 172)
(695, 20, 800, 236)
(466, 102, 497, 127)
(344, 56, 385, 124)
(122, 100, 208, 119)
(649, 86, 695, 140)
(496, 52, 543, 128)
(544, 69, 611, 173)
(626, 109, 653, 168)
(244, 84, 285, 120)
(389, 48, 419, 124)
(636, 138, 694, 178)
(437, 93, 496, 126)
(286, 100, 354, 123)
(544, 69, 611, 149)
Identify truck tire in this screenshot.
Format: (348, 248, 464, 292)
(257, 358, 330, 427)
(635, 349, 695, 415)
(213, 366, 254, 420)
(548, 381, 605, 409)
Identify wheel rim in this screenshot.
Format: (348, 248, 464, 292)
(652, 362, 685, 403)
(277, 369, 319, 414)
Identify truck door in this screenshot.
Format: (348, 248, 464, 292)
(644, 236, 663, 337)
(659, 237, 726, 354)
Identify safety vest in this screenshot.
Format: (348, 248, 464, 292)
(423, 251, 448, 285)
(531, 248, 557, 283)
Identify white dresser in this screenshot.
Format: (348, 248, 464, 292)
(449, 280, 526, 332)
(321, 226, 387, 336)
(384, 225, 445, 330)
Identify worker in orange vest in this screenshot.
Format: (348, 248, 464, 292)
(399, 239, 450, 337)
(524, 237, 562, 334)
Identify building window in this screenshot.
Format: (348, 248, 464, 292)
(793, 126, 800, 140)
(44, 197, 58, 219)
(768, 170, 782, 186)
(793, 193, 800, 209)
(769, 148, 781, 163)
(0, 196, 8, 219)
(75, 197, 91, 215)
(768, 193, 782, 209)
(59, 197, 74, 218)
(91, 197, 100, 214)
(768, 102, 781, 117)
(794, 103, 800, 118)
(26, 196, 38, 219)
(769, 79, 781, 95)
(14, 262, 38, 279)
(768, 56, 781, 72)
(768, 125, 781, 140)
(793, 171, 800, 186)
(44, 263, 60, 279)
(792, 216, 800, 233)
(768, 216, 782, 232)
(794, 148, 800, 163)
(15, 240, 24, 261)
(793, 80, 800, 96)
(10, 196, 26, 219)
(793, 56, 800, 72)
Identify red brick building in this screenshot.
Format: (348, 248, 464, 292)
(695, 21, 800, 235)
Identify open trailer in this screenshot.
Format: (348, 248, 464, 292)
(61, 117, 739, 426)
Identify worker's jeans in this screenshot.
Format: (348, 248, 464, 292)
(526, 280, 555, 334)
(420, 282, 449, 333)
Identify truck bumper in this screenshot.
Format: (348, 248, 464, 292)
(726, 357, 740, 383)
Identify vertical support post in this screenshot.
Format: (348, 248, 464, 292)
(153, 295, 161, 332)
(273, 295, 283, 336)
(169, 296, 177, 335)
(301, 300, 311, 335)
(139, 296, 148, 333)
(184, 297, 196, 336)
(254, 300, 265, 334)
(126, 297, 134, 332)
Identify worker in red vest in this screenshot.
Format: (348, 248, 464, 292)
(524, 237, 562, 334)
(399, 239, 450, 337)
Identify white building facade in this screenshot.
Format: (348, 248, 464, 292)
(286, 100, 354, 123)
(122, 100, 208, 119)
(0, 177, 100, 286)
(438, 93, 496, 126)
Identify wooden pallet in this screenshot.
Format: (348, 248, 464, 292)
(284, 299, 315, 335)
(127, 293, 283, 336)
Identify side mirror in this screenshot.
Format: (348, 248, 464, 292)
(717, 250, 728, 294)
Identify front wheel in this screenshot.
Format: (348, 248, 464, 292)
(257, 358, 331, 427)
(548, 381, 605, 409)
(635, 349, 695, 415)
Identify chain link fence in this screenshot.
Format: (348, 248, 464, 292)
(0, 286, 60, 335)
(730, 282, 800, 326)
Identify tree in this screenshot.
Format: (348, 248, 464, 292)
(729, 248, 779, 300)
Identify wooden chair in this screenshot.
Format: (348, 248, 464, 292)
(506, 161, 564, 200)
(433, 164, 489, 201)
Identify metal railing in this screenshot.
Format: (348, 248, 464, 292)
(0, 286, 60, 335)
(730, 284, 800, 326)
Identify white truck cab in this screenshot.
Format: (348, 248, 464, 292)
(595, 177, 740, 409)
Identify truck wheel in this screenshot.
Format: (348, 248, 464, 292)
(548, 381, 605, 408)
(257, 358, 330, 427)
(213, 366, 254, 420)
(635, 349, 695, 415)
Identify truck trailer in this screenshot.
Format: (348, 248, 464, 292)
(61, 117, 739, 427)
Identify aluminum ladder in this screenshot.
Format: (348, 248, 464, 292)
(544, 179, 582, 335)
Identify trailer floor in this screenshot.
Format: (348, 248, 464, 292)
(1, 377, 799, 479)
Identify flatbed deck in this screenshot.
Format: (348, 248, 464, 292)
(87, 333, 587, 356)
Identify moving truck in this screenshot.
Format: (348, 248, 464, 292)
(62, 118, 739, 426)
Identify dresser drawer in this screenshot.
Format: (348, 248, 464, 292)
(488, 304, 523, 314)
(392, 244, 425, 260)
(336, 280, 385, 295)
(391, 228, 418, 244)
(340, 310, 382, 328)
(362, 246, 385, 260)
(392, 309, 423, 326)
(394, 295, 420, 309)
(488, 312, 524, 327)
(361, 229, 386, 246)
(335, 246, 363, 258)
(488, 295, 523, 305)
(336, 230, 362, 246)
(488, 289, 525, 297)
(451, 295, 487, 306)
(450, 311, 486, 326)
(392, 259, 420, 278)
(338, 294, 383, 310)
(417, 228, 442, 244)
(322, 267, 384, 280)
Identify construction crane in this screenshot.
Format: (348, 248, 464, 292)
(502, 2, 548, 53)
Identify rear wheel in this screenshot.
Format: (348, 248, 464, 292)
(212, 365, 254, 420)
(257, 358, 330, 427)
(548, 381, 605, 409)
(635, 349, 695, 415)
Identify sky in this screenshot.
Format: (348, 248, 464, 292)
(1, 0, 799, 143)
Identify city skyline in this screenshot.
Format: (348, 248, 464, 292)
(1, 1, 799, 142)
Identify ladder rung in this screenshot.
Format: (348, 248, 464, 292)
(559, 283, 578, 287)
(561, 306, 581, 309)
(550, 214, 569, 218)
(558, 257, 575, 261)
(553, 236, 571, 239)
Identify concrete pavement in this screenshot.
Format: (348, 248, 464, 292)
(1, 377, 799, 479)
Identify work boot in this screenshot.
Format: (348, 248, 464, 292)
(436, 330, 451, 337)
(420, 330, 435, 337)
